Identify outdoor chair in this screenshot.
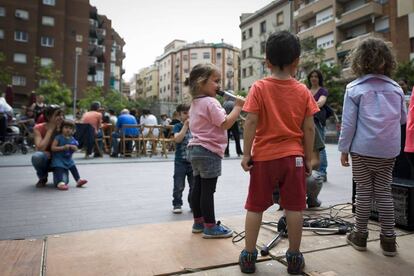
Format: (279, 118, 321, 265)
(120, 124, 142, 157)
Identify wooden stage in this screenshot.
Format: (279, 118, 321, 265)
(1, 206, 413, 276)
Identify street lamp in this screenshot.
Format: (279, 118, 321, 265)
(73, 47, 82, 119)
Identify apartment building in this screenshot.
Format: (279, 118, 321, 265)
(129, 64, 159, 101)
(294, 0, 413, 78)
(156, 39, 240, 103)
(239, 0, 292, 91)
(0, 0, 125, 107)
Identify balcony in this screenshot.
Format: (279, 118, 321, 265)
(89, 19, 98, 29)
(88, 56, 97, 68)
(297, 19, 335, 40)
(91, 45, 104, 57)
(336, 2, 383, 28)
(96, 62, 105, 71)
(294, 0, 332, 22)
(96, 28, 106, 39)
(337, 32, 384, 55)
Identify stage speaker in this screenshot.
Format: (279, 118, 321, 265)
(352, 178, 414, 231)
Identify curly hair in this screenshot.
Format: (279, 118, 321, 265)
(348, 37, 396, 77)
(184, 63, 219, 98)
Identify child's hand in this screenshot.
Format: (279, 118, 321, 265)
(70, 145, 77, 151)
(63, 144, 70, 150)
(341, 153, 350, 167)
(183, 119, 189, 128)
(234, 96, 245, 108)
(305, 159, 312, 176)
(241, 156, 253, 171)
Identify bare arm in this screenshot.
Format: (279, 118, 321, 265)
(241, 112, 258, 171)
(174, 120, 189, 143)
(221, 97, 244, 129)
(34, 127, 55, 151)
(316, 95, 327, 108)
(302, 116, 315, 176)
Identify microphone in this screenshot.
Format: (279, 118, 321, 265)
(216, 90, 245, 102)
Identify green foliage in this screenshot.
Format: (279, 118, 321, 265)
(393, 60, 414, 90)
(35, 59, 72, 108)
(0, 52, 13, 86)
(78, 86, 105, 111)
(319, 63, 346, 113)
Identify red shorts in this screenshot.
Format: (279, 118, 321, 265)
(245, 155, 306, 212)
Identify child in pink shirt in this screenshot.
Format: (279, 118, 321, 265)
(187, 63, 244, 238)
(405, 89, 414, 170)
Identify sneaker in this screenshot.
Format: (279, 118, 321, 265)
(172, 206, 182, 214)
(239, 249, 258, 274)
(35, 178, 47, 188)
(286, 251, 305, 275)
(307, 198, 321, 208)
(76, 179, 88, 188)
(347, 230, 368, 251)
(380, 234, 397, 257)
(192, 222, 204, 233)
(203, 221, 233, 239)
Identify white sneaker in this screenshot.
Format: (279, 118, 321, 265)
(172, 206, 182, 214)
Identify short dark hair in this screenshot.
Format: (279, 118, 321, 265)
(90, 101, 101, 111)
(61, 119, 75, 129)
(266, 31, 301, 70)
(176, 104, 190, 113)
(307, 69, 324, 88)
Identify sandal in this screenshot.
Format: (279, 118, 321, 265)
(57, 182, 68, 191)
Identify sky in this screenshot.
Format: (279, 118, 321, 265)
(89, 0, 273, 81)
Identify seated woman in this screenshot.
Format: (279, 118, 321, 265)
(31, 105, 64, 187)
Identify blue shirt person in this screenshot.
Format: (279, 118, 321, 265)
(110, 109, 139, 157)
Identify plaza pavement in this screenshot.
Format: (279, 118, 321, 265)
(0, 143, 352, 240)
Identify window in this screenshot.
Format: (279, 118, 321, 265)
(375, 17, 389, 32)
(277, 12, 284, 26)
(41, 36, 54, 47)
(248, 28, 253, 38)
(40, 58, 53, 66)
(242, 50, 246, 59)
(14, 53, 27, 63)
(14, 31, 28, 42)
(216, 52, 221, 59)
(76, 34, 83, 42)
(242, 31, 246, 40)
(316, 8, 333, 25)
(183, 54, 188, 61)
(260, 21, 266, 34)
(12, 76, 26, 86)
(260, 41, 266, 54)
(0, 7, 5, 16)
(242, 68, 246, 78)
(203, 52, 210, 59)
(42, 16, 55, 26)
(43, 0, 56, 6)
(15, 9, 29, 20)
(0, 29, 3, 39)
(191, 53, 197, 59)
(317, 33, 334, 49)
(248, 47, 253, 57)
(248, 66, 253, 77)
(39, 79, 48, 86)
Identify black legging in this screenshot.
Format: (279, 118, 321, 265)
(191, 175, 218, 224)
(407, 152, 414, 180)
(225, 122, 243, 156)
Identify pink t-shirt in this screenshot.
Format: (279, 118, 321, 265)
(405, 91, 414, 153)
(188, 96, 227, 158)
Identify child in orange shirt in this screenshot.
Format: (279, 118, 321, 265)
(239, 31, 319, 274)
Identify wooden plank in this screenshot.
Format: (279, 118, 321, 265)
(46, 220, 246, 276)
(0, 239, 43, 276)
(301, 234, 414, 276)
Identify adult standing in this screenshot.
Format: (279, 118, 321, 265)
(31, 94, 46, 122)
(308, 69, 329, 182)
(223, 95, 243, 157)
(31, 105, 64, 187)
(81, 101, 103, 157)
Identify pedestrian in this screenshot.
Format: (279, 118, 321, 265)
(223, 94, 243, 157)
(51, 120, 87, 190)
(186, 63, 244, 238)
(405, 87, 414, 176)
(307, 69, 329, 182)
(171, 104, 193, 214)
(339, 37, 407, 257)
(31, 105, 64, 187)
(239, 31, 317, 274)
(81, 101, 103, 157)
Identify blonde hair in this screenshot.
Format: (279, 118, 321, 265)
(184, 63, 219, 97)
(348, 37, 396, 77)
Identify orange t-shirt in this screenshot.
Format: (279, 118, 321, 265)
(243, 77, 319, 161)
(81, 111, 102, 134)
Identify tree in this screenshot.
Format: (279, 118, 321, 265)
(78, 86, 105, 111)
(0, 52, 13, 88)
(393, 60, 414, 89)
(35, 59, 72, 108)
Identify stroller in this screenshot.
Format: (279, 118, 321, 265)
(0, 123, 29, 155)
